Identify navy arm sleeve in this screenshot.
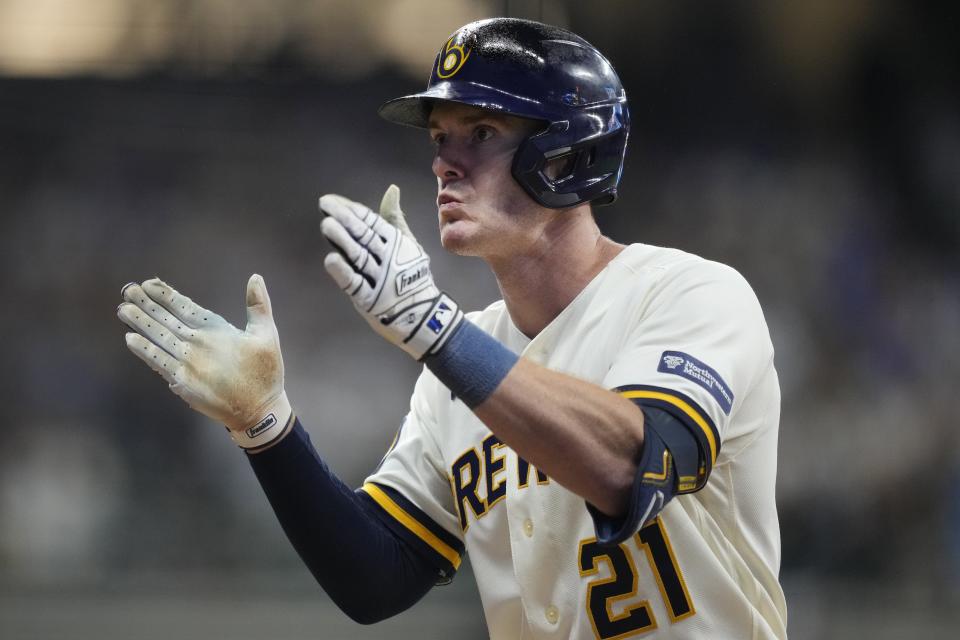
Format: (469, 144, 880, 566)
(246, 418, 443, 625)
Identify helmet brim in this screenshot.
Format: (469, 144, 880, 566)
(378, 81, 549, 130)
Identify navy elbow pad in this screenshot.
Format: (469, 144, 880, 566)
(589, 405, 708, 546)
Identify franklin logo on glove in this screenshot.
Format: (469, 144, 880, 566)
(396, 263, 430, 295)
(246, 413, 278, 439)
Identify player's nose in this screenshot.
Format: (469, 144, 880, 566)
(432, 146, 466, 184)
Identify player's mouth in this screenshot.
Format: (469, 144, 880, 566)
(437, 192, 463, 207)
(437, 193, 467, 222)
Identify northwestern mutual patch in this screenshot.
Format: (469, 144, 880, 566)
(658, 351, 734, 415)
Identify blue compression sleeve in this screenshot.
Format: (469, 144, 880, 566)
(247, 419, 444, 624)
(424, 320, 519, 408)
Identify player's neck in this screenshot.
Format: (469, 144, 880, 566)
(488, 214, 624, 339)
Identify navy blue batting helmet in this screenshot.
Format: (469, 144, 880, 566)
(378, 18, 630, 209)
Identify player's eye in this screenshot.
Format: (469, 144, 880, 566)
(429, 132, 446, 146)
(473, 125, 495, 142)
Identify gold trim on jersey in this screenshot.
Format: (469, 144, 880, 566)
(618, 389, 717, 467)
(361, 482, 462, 570)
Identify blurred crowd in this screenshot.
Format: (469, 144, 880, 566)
(0, 0, 956, 614)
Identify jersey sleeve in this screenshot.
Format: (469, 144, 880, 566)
(603, 258, 773, 484)
(360, 370, 465, 582)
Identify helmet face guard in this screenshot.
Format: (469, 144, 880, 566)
(379, 18, 630, 209)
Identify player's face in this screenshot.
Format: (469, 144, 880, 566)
(428, 102, 549, 259)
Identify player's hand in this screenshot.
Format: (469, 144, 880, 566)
(320, 185, 463, 360)
(117, 275, 292, 449)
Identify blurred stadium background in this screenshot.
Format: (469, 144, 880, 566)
(0, 1, 957, 638)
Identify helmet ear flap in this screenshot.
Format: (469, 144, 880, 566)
(511, 108, 628, 209)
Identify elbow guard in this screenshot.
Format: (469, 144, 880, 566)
(589, 405, 709, 546)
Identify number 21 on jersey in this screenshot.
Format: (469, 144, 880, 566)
(578, 518, 694, 639)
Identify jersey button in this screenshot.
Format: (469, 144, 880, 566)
(545, 604, 559, 625)
(522, 518, 534, 537)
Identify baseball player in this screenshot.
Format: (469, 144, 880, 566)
(118, 18, 787, 639)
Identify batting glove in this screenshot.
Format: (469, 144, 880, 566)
(320, 185, 463, 360)
(117, 275, 292, 450)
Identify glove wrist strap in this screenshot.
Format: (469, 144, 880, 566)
(402, 293, 464, 360)
(228, 393, 294, 451)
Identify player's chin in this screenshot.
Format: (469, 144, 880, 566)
(439, 220, 479, 255)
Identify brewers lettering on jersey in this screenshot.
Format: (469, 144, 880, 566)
(119, 17, 787, 640)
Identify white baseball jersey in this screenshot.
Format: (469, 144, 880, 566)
(361, 243, 787, 639)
